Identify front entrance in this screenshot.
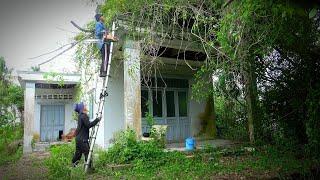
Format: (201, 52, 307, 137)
(141, 78, 190, 142)
(40, 105, 65, 142)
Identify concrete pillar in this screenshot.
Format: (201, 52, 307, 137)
(23, 82, 35, 153)
(123, 40, 142, 137)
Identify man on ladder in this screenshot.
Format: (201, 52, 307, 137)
(75, 13, 118, 173)
(94, 13, 118, 77)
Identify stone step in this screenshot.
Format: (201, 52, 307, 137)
(33, 142, 50, 152)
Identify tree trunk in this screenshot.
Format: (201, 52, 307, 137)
(243, 58, 260, 144)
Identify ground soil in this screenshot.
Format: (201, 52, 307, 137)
(0, 152, 49, 180)
(0, 150, 318, 179)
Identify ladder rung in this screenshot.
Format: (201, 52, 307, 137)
(85, 24, 116, 173)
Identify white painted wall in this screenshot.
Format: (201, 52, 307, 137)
(94, 76, 106, 149)
(103, 59, 125, 148)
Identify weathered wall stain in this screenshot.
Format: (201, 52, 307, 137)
(124, 40, 142, 137)
(198, 97, 217, 138)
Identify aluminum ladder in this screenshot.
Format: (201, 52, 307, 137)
(84, 22, 116, 173)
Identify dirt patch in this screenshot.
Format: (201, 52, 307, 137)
(0, 152, 50, 180)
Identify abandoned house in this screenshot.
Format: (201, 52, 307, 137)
(80, 23, 209, 149)
(18, 20, 210, 153)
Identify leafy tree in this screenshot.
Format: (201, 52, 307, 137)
(0, 57, 24, 126)
(81, 1, 320, 152)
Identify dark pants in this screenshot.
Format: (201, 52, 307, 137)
(100, 43, 110, 77)
(72, 139, 91, 168)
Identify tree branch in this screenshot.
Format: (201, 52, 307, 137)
(70, 21, 94, 33)
(223, 0, 235, 8)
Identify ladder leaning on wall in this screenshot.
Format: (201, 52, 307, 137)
(83, 22, 117, 173)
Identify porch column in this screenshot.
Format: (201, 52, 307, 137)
(123, 40, 142, 138)
(23, 82, 35, 153)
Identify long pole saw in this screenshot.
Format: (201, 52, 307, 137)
(70, 21, 94, 33)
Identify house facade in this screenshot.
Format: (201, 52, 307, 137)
(82, 37, 208, 149)
(18, 71, 80, 153)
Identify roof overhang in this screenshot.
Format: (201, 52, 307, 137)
(17, 71, 81, 88)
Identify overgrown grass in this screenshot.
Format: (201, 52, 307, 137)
(93, 130, 319, 179)
(45, 141, 86, 180)
(212, 145, 319, 178)
(93, 144, 318, 179)
(0, 124, 23, 166)
(45, 130, 319, 179)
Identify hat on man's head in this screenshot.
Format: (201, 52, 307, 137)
(95, 14, 102, 22)
(74, 102, 84, 113)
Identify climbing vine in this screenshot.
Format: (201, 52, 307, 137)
(43, 72, 65, 87)
(78, 0, 320, 149)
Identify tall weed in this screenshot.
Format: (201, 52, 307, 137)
(0, 123, 23, 165)
(45, 141, 85, 179)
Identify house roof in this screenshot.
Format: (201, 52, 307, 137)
(17, 71, 81, 88)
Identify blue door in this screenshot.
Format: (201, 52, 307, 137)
(40, 105, 65, 142)
(141, 88, 190, 142)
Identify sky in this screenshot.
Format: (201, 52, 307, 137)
(0, 0, 97, 73)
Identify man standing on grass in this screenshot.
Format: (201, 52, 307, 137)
(72, 102, 100, 170)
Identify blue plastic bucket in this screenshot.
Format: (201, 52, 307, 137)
(185, 137, 195, 151)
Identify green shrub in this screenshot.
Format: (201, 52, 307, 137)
(150, 125, 167, 148)
(0, 123, 23, 165)
(45, 141, 85, 180)
(306, 87, 320, 159)
(96, 129, 164, 166)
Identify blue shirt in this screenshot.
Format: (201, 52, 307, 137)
(95, 21, 108, 50)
